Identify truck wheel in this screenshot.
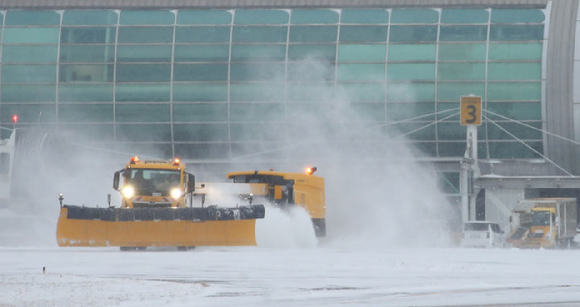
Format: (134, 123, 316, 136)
(120, 247, 136, 251)
(177, 246, 195, 251)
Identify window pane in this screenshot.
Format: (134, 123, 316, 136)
(291, 10, 339, 24)
(288, 44, 336, 61)
(231, 124, 285, 141)
(175, 143, 230, 160)
(4, 28, 59, 44)
(234, 10, 289, 25)
(488, 63, 541, 80)
(60, 45, 115, 63)
(438, 142, 467, 157)
(287, 83, 334, 100)
(489, 25, 544, 41)
(488, 82, 541, 100)
(175, 45, 229, 62)
(339, 44, 385, 62)
(120, 10, 175, 25)
(0, 104, 56, 123)
(491, 9, 545, 23)
(116, 84, 170, 102)
(438, 123, 467, 141)
(118, 27, 173, 43)
(339, 26, 387, 42)
(3, 46, 58, 63)
(174, 124, 229, 142)
(230, 83, 285, 101)
(116, 124, 171, 142)
(488, 102, 541, 120)
(59, 64, 114, 82)
(59, 84, 114, 102)
(230, 63, 285, 81)
(390, 122, 435, 140)
(486, 122, 542, 140)
(175, 26, 230, 43)
(440, 26, 488, 41)
(488, 43, 542, 60)
(5, 11, 60, 25)
(116, 64, 171, 82)
(438, 43, 486, 60)
(387, 102, 435, 121)
(231, 103, 284, 122)
(340, 83, 384, 102)
(231, 45, 286, 61)
(174, 64, 229, 81)
(1, 84, 56, 102)
(338, 64, 384, 81)
(289, 26, 337, 42)
(438, 63, 485, 80)
(389, 26, 437, 42)
(441, 9, 489, 24)
(173, 103, 228, 122)
(2, 65, 56, 83)
(117, 45, 172, 62)
(116, 104, 170, 122)
(233, 26, 287, 43)
(173, 84, 228, 102)
(437, 82, 484, 101)
(63, 10, 118, 25)
(388, 44, 436, 61)
(486, 142, 543, 159)
(177, 10, 232, 25)
(341, 9, 389, 24)
(60, 124, 114, 142)
(388, 63, 435, 81)
(286, 104, 324, 121)
(387, 83, 434, 102)
(59, 104, 113, 123)
(391, 9, 439, 24)
(60, 27, 116, 44)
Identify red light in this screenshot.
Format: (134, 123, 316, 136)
(130, 156, 139, 164)
(12, 115, 18, 124)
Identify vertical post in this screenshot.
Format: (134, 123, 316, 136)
(460, 95, 482, 224)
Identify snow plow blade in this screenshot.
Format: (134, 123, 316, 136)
(56, 205, 265, 247)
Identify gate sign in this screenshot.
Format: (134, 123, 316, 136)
(460, 96, 482, 126)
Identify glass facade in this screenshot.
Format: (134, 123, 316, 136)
(0, 8, 545, 171)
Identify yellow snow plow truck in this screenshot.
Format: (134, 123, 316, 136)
(56, 156, 265, 250)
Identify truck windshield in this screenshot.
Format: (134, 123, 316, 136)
(127, 169, 181, 195)
(531, 211, 551, 226)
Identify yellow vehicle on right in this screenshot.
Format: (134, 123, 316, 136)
(508, 198, 577, 249)
(225, 167, 326, 237)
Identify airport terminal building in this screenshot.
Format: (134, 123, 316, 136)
(0, 0, 578, 223)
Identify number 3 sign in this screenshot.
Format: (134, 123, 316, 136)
(460, 96, 482, 126)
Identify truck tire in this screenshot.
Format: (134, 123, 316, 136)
(312, 218, 326, 237)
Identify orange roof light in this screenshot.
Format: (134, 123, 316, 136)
(173, 158, 180, 165)
(305, 166, 317, 175)
(130, 156, 140, 164)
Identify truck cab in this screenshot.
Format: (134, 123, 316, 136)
(113, 156, 194, 208)
(525, 207, 557, 247)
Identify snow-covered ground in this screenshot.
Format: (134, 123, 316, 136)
(2, 246, 580, 307)
(2, 205, 580, 307)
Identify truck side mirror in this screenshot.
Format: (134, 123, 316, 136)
(113, 171, 121, 190)
(187, 174, 195, 193)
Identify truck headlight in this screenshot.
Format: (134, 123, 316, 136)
(170, 188, 182, 199)
(122, 186, 135, 198)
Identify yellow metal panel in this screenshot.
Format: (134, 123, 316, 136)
(56, 207, 257, 247)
